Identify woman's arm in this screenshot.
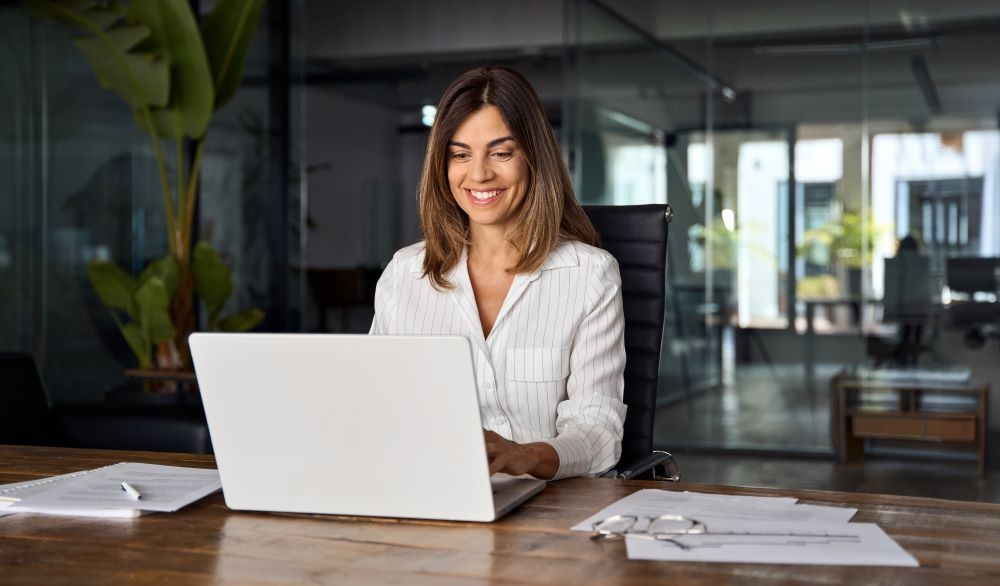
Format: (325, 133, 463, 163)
(543, 253, 627, 479)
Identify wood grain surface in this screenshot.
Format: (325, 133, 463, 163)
(2, 445, 999, 585)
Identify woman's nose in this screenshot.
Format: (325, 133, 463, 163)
(469, 156, 494, 182)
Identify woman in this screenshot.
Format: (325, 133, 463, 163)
(370, 65, 625, 480)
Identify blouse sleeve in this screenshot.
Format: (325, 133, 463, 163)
(544, 254, 627, 479)
(368, 255, 399, 335)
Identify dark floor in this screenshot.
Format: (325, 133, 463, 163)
(654, 364, 839, 453)
(675, 452, 1000, 503)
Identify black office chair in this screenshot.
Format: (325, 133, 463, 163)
(0, 352, 213, 454)
(0, 352, 65, 446)
(583, 204, 680, 481)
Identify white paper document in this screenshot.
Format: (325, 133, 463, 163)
(4, 462, 220, 518)
(0, 469, 97, 503)
(624, 519, 919, 566)
(571, 489, 856, 532)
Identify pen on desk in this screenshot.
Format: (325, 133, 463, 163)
(121, 481, 142, 500)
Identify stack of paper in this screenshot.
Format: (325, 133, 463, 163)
(0, 462, 221, 518)
(572, 489, 918, 566)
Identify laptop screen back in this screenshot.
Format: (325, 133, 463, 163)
(190, 333, 497, 522)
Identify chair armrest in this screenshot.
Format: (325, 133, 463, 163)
(603, 451, 681, 481)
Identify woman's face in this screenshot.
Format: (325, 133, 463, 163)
(446, 105, 528, 236)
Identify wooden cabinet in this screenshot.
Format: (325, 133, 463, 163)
(832, 373, 989, 478)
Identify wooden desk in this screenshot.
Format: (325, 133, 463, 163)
(3, 446, 1000, 584)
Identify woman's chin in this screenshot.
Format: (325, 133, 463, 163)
(467, 210, 514, 230)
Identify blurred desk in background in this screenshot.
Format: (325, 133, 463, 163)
(832, 371, 989, 478)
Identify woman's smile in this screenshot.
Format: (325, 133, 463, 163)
(465, 187, 506, 205)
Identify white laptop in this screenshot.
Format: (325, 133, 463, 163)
(189, 333, 546, 522)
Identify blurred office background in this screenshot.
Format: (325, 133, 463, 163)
(3, 0, 1000, 496)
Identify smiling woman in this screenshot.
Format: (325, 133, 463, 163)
(369, 65, 626, 481)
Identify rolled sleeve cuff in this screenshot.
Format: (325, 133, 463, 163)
(545, 433, 618, 480)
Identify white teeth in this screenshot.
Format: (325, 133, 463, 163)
(470, 189, 502, 200)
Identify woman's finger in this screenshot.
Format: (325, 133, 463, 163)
(489, 452, 507, 475)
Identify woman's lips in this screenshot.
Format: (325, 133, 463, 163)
(465, 188, 505, 205)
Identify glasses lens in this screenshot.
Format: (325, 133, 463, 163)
(648, 516, 696, 535)
(593, 515, 636, 535)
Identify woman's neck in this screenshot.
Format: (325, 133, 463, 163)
(468, 224, 518, 269)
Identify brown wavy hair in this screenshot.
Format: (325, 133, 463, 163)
(418, 65, 599, 289)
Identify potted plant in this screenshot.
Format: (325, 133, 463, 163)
(25, 0, 267, 374)
(798, 210, 886, 298)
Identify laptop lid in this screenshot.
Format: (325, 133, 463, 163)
(190, 333, 535, 522)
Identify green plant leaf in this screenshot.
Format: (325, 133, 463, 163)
(77, 24, 150, 53)
(138, 254, 179, 299)
(129, 0, 214, 139)
(130, 107, 175, 139)
(87, 260, 138, 316)
(202, 0, 265, 109)
(119, 321, 152, 369)
(134, 276, 175, 343)
(28, 0, 171, 109)
(81, 3, 128, 29)
(217, 308, 265, 332)
(72, 40, 169, 108)
(192, 241, 233, 320)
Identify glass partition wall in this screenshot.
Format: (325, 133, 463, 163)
(567, 0, 1000, 457)
(566, 0, 721, 427)
(0, 3, 306, 402)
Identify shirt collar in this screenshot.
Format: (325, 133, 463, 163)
(538, 240, 578, 271)
(411, 240, 578, 278)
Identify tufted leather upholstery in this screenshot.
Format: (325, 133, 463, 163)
(582, 205, 669, 472)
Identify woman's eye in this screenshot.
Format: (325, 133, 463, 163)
(491, 151, 514, 161)
(449, 152, 471, 161)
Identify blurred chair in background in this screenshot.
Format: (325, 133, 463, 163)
(0, 352, 212, 453)
(881, 236, 935, 365)
(306, 267, 382, 332)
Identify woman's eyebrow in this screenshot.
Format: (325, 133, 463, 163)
(447, 136, 515, 149)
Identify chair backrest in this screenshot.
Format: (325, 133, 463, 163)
(582, 204, 670, 469)
(883, 252, 933, 321)
(0, 352, 63, 446)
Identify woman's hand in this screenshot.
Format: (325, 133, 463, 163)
(484, 430, 559, 479)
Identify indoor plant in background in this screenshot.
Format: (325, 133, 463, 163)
(25, 0, 267, 374)
(798, 210, 886, 299)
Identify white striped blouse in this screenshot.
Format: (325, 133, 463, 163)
(369, 239, 627, 480)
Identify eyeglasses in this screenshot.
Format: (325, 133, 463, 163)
(590, 514, 705, 546)
(590, 514, 859, 551)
